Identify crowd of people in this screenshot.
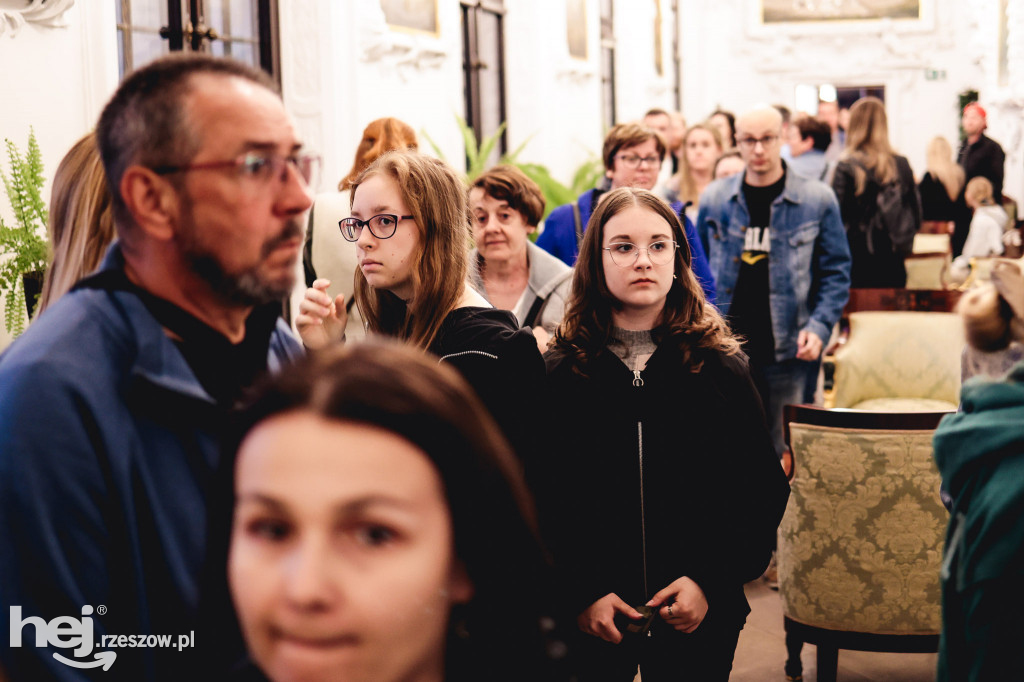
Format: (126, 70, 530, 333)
(0, 50, 1020, 682)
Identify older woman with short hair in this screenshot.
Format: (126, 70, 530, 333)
(468, 165, 573, 348)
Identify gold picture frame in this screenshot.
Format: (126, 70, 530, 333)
(567, 0, 587, 60)
(761, 0, 920, 24)
(381, 0, 440, 37)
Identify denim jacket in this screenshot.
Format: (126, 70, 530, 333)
(696, 167, 851, 361)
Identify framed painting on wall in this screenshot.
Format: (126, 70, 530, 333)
(567, 0, 587, 59)
(761, 0, 920, 24)
(381, 0, 439, 36)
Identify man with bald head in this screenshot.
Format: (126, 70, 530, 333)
(697, 106, 850, 459)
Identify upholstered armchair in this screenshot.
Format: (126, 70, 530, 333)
(830, 311, 963, 412)
(778, 405, 950, 682)
(906, 232, 952, 289)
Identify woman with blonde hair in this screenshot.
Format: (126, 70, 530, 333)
(36, 133, 114, 314)
(297, 150, 544, 457)
(539, 187, 789, 681)
(667, 123, 724, 222)
(831, 97, 921, 287)
(919, 136, 965, 222)
(300, 117, 419, 339)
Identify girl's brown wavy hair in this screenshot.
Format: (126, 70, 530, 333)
(551, 187, 740, 373)
(352, 151, 469, 349)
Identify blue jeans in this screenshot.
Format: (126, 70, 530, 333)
(755, 359, 811, 459)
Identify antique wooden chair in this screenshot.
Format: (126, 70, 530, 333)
(778, 405, 950, 682)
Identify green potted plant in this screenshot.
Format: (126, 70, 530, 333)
(0, 129, 49, 336)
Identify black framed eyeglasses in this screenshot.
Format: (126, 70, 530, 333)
(615, 153, 661, 169)
(339, 214, 414, 242)
(153, 151, 322, 188)
(736, 135, 779, 151)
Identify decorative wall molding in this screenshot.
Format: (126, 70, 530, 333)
(356, 0, 448, 72)
(0, 0, 75, 37)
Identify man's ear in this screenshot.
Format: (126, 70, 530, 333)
(448, 560, 475, 604)
(120, 166, 179, 241)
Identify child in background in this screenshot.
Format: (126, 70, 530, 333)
(950, 177, 1008, 282)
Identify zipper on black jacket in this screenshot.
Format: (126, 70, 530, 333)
(638, 420, 649, 602)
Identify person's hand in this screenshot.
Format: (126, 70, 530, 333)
(577, 593, 643, 644)
(647, 576, 708, 633)
(295, 278, 348, 350)
(531, 326, 551, 353)
(795, 329, 823, 361)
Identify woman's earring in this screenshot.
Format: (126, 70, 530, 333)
(673, 273, 678, 279)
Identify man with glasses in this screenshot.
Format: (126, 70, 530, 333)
(0, 54, 312, 680)
(697, 105, 850, 463)
(538, 122, 715, 302)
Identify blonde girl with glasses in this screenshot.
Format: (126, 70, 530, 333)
(538, 187, 789, 682)
(296, 150, 545, 458)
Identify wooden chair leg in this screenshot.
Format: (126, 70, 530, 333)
(816, 643, 839, 682)
(784, 628, 804, 680)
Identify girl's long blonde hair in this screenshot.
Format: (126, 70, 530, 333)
(352, 151, 469, 349)
(841, 97, 897, 195)
(37, 133, 114, 314)
(671, 123, 724, 205)
(925, 136, 965, 202)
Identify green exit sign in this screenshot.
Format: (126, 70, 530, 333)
(925, 69, 947, 81)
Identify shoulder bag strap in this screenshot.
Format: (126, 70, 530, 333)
(522, 295, 547, 329)
(572, 200, 583, 252)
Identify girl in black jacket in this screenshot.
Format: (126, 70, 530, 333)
(295, 151, 544, 457)
(539, 187, 790, 682)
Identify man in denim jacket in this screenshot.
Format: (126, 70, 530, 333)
(697, 106, 851, 458)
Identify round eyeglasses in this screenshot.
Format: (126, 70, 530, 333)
(603, 240, 678, 267)
(339, 213, 414, 242)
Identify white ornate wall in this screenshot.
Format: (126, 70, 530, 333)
(0, 1, 118, 225)
(679, 0, 1020, 202)
(0, 0, 1018, 227)
(278, 0, 467, 191)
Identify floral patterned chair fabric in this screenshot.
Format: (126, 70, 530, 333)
(831, 311, 963, 412)
(778, 405, 951, 682)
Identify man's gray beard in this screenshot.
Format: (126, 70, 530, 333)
(181, 218, 304, 307)
(187, 254, 295, 306)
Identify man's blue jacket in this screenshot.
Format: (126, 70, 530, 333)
(0, 246, 301, 680)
